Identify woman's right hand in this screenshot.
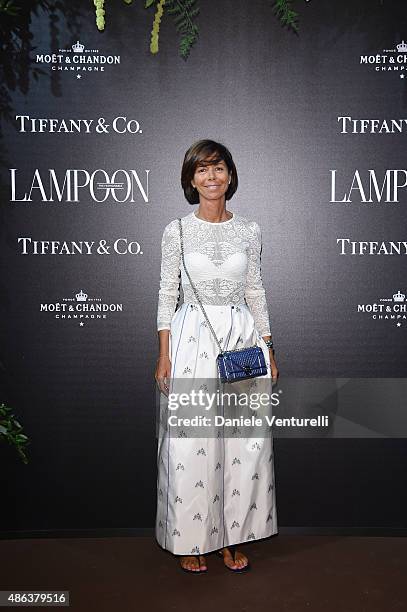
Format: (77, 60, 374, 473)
(155, 355, 171, 396)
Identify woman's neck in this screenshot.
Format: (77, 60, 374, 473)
(195, 201, 232, 223)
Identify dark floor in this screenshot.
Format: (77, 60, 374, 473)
(0, 535, 405, 611)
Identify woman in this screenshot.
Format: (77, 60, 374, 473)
(155, 139, 278, 573)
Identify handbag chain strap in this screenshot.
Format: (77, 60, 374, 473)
(178, 218, 224, 355)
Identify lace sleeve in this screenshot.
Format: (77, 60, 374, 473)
(157, 219, 181, 331)
(244, 221, 272, 337)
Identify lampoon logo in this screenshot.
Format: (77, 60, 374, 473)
(360, 40, 407, 78)
(35, 40, 121, 79)
(10, 168, 149, 203)
(40, 289, 124, 325)
(357, 290, 407, 326)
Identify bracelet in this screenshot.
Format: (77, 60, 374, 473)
(264, 339, 274, 349)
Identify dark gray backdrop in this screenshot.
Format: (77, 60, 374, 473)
(1, 0, 406, 535)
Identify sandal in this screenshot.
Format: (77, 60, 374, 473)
(217, 545, 250, 572)
(179, 555, 208, 574)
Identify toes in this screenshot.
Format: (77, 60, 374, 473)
(219, 548, 248, 569)
(222, 550, 237, 569)
(191, 557, 199, 572)
(181, 555, 200, 571)
(235, 552, 248, 568)
(199, 555, 207, 570)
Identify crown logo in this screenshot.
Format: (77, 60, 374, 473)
(393, 290, 405, 302)
(72, 40, 85, 53)
(396, 40, 407, 52)
(76, 289, 88, 302)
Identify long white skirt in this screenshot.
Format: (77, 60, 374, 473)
(155, 302, 278, 555)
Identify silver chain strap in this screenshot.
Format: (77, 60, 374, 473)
(178, 218, 224, 355)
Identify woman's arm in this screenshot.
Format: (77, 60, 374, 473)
(244, 221, 272, 337)
(157, 219, 181, 332)
(155, 220, 181, 395)
(244, 221, 278, 379)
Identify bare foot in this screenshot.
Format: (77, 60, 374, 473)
(219, 547, 248, 570)
(180, 555, 207, 572)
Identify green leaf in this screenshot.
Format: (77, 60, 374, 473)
(272, 0, 299, 32)
(0, 0, 21, 16)
(176, 19, 188, 31)
(15, 434, 28, 442)
(168, 0, 200, 60)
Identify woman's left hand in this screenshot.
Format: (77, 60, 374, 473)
(269, 351, 279, 382)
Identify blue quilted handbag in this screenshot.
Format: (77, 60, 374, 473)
(216, 345, 267, 384)
(178, 219, 268, 384)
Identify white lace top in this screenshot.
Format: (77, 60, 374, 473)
(157, 211, 271, 336)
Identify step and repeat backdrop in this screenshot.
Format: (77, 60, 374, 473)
(1, 0, 406, 534)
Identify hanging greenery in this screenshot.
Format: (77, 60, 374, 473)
(89, 0, 300, 60)
(165, 0, 200, 60)
(149, 0, 166, 55)
(273, 0, 299, 32)
(0, 1, 301, 61)
(93, 0, 105, 31)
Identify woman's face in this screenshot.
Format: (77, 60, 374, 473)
(191, 156, 231, 201)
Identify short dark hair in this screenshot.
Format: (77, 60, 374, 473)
(181, 139, 238, 205)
